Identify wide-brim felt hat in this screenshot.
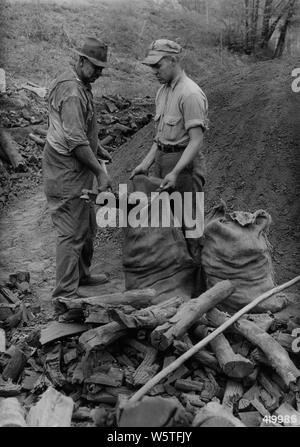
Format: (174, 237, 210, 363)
(73, 37, 108, 68)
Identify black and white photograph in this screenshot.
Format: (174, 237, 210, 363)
(0, 0, 299, 433)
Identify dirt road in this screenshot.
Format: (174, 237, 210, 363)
(0, 189, 55, 312)
(0, 186, 124, 315)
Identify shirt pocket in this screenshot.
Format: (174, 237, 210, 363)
(163, 115, 183, 142)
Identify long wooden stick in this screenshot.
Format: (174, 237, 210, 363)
(129, 275, 300, 403)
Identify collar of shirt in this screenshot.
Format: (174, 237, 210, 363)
(170, 70, 186, 90)
(69, 66, 92, 92)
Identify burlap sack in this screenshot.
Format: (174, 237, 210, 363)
(201, 202, 289, 313)
(122, 175, 196, 302)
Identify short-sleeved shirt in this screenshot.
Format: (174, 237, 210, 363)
(154, 71, 209, 146)
(46, 67, 98, 156)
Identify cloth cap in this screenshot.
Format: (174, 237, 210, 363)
(142, 39, 182, 66)
(73, 37, 108, 68)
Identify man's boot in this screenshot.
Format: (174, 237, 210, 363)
(79, 273, 109, 287)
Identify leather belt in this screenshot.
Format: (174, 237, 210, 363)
(157, 142, 186, 153)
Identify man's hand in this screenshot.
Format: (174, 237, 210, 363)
(98, 144, 112, 162)
(160, 171, 178, 191)
(129, 163, 149, 179)
(97, 172, 112, 192)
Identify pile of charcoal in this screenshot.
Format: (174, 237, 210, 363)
(0, 280, 299, 427)
(0, 84, 48, 208)
(0, 83, 154, 210)
(96, 94, 154, 150)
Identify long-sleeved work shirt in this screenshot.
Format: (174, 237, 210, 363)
(46, 67, 98, 156)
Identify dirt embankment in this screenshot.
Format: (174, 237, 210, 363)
(0, 57, 298, 310)
(112, 57, 300, 284)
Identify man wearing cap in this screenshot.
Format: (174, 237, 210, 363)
(131, 39, 208, 266)
(43, 37, 112, 300)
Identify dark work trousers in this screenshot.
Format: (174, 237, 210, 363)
(43, 142, 97, 298)
(154, 149, 207, 297)
(154, 149, 205, 264)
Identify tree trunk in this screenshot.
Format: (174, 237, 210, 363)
(84, 304, 135, 324)
(150, 280, 235, 351)
(274, 0, 296, 58)
(79, 321, 128, 350)
(206, 308, 300, 388)
(272, 331, 300, 356)
(209, 333, 255, 378)
(261, 0, 273, 45)
(111, 296, 185, 329)
(205, 0, 209, 24)
(266, 10, 285, 42)
(193, 325, 254, 378)
(244, 0, 251, 51)
(250, 0, 260, 49)
(55, 288, 157, 311)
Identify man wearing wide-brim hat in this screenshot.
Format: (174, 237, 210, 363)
(131, 39, 209, 273)
(43, 37, 112, 301)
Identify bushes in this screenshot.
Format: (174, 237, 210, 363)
(27, 21, 72, 46)
(1, 0, 244, 91)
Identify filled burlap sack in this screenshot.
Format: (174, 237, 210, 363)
(201, 202, 289, 313)
(123, 175, 196, 302)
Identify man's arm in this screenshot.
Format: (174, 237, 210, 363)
(160, 127, 203, 190)
(130, 141, 158, 179)
(73, 145, 111, 191)
(130, 88, 163, 179)
(61, 96, 111, 191)
(97, 143, 112, 162)
(173, 127, 203, 174)
(160, 89, 207, 190)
